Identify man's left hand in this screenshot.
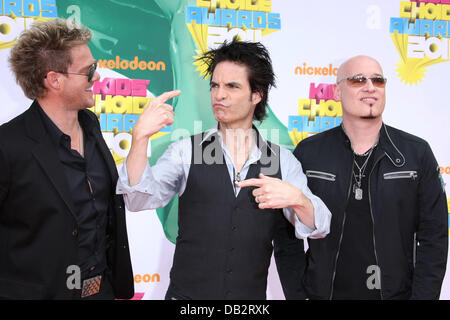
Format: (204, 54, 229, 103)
(236, 173, 306, 210)
(237, 173, 316, 229)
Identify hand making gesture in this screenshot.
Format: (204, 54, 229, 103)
(132, 90, 181, 141)
(127, 89, 181, 186)
(236, 173, 316, 229)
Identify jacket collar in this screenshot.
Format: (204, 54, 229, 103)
(23, 100, 118, 219)
(340, 122, 405, 167)
(24, 100, 77, 218)
(24, 100, 50, 142)
(378, 123, 406, 167)
(24, 100, 98, 142)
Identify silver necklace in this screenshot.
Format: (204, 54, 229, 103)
(352, 147, 374, 200)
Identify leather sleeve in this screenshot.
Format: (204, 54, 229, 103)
(411, 142, 448, 299)
(273, 216, 307, 300)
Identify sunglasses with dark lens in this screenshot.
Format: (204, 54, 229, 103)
(52, 62, 97, 82)
(337, 75, 387, 88)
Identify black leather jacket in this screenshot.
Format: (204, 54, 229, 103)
(294, 124, 448, 299)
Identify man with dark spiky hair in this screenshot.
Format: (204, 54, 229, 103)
(118, 39, 331, 300)
(197, 40, 275, 122)
(0, 19, 134, 299)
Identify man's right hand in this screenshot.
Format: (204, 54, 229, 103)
(132, 90, 181, 141)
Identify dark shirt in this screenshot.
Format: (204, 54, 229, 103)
(37, 106, 111, 279)
(333, 148, 381, 300)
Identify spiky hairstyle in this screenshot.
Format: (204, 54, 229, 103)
(198, 38, 276, 122)
(9, 18, 91, 99)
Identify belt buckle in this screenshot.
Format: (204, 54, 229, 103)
(81, 275, 102, 298)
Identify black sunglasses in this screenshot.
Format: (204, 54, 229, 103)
(337, 75, 387, 88)
(49, 62, 97, 82)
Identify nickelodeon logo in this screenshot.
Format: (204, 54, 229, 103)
(134, 273, 161, 283)
(98, 56, 166, 71)
(440, 167, 450, 175)
(295, 63, 339, 76)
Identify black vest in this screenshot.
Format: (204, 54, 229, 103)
(171, 132, 284, 299)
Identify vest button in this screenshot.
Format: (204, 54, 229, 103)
(227, 269, 233, 274)
(232, 226, 237, 231)
(72, 229, 78, 237)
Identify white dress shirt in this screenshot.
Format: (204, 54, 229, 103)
(117, 126, 331, 239)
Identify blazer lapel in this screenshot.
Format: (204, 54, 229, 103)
(25, 101, 77, 218)
(92, 128, 118, 184)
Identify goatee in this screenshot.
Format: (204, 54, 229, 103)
(360, 115, 377, 119)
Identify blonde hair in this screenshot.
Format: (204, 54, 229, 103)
(9, 18, 91, 99)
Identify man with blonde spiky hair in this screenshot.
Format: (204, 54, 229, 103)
(0, 19, 134, 299)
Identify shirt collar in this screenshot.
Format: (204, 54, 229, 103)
(37, 105, 93, 148)
(37, 104, 66, 147)
(199, 123, 277, 163)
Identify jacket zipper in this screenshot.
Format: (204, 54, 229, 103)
(306, 170, 336, 181)
(329, 154, 386, 299)
(383, 171, 417, 180)
(367, 154, 385, 300)
(329, 158, 354, 299)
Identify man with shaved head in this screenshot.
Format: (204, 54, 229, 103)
(293, 55, 448, 299)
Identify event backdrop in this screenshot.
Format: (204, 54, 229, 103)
(0, 0, 449, 299)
